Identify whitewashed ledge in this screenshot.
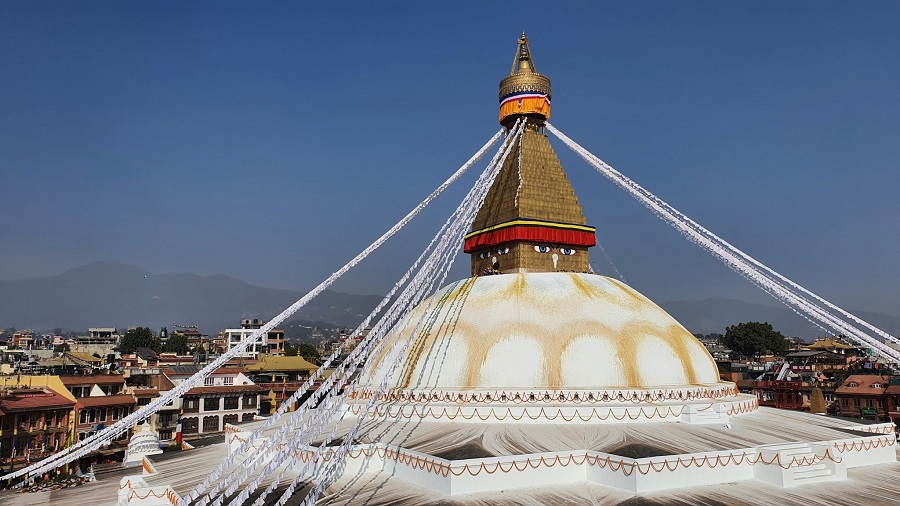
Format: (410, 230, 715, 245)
(117, 421, 897, 504)
(343, 395, 759, 424)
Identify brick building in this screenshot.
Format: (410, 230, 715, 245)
(834, 374, 890, 420)
(0, 388, 74, 472)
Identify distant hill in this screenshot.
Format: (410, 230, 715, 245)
(0, 262, 382, 335)
(660, 297, 900, 341)
(1, 262, 897, 343)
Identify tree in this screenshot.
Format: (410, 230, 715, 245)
(297, 343, 320, 361)
(162, 334, 189, 355)
(722, 322, 787, 360)
(117, 327, 161, 354)
(284, 342, 321, 362)
(53, 343, 71, 353)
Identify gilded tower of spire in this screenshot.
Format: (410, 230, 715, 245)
(466, 34, 596, 275)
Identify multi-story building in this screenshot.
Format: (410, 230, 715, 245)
(0, 387, 74, 472)
(120, 347, 160, 368)
(11, 330, 35, 349)
(125, 370, 181, 442)
(62, 374, 137, 465)
(885, 380, 900, 427)
(220, 319, 285, 359)
(61, 374, 127, 398)
(245, 355, 319, 414)
(164, 366, 265, 438)
(785, 350, 847, 375)
(79, 328, 120, 345)
(834, 374, 890, 420)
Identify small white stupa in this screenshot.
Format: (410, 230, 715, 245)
(124, 422, 163, 466)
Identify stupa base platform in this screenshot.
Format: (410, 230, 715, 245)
(311, 407, 897, 499)
(116, 409, 898, 505)
(319, 454, 900, 506)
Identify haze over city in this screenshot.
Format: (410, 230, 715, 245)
(2, 2, 898, 318)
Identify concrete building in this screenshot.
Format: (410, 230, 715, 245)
(164, 366, 265, 437)
(219, 319, 285, 359)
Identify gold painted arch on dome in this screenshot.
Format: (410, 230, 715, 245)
(360, 273, 725, 392)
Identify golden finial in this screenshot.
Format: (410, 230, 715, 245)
(510, 32, 536, 75)
(499, 33, 552, 125)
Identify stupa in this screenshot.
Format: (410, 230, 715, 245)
(124, 423, 163, 465)
(324, 33, 897, 502)
(120, 34, 898, 506)
(350, 32, 752, 426)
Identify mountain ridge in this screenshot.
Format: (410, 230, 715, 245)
(1, 262, 898, 341)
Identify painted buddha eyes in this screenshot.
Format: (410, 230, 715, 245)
(531, 245, 576, 255)
(480, 247, 510, 258)
(481, 246, 573, 256)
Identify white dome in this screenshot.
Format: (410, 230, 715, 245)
(361, 273, 725, 391)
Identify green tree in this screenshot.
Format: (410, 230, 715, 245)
(117, 327, 161, 354)
(284, 342, 321, 362)
(722, 322, 787, 360)
(295, 343, 320, 362)
(162, 334, 189, 355)
(53, 343, 71, 353)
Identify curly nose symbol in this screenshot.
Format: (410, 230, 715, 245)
(552, 253, 559, 269)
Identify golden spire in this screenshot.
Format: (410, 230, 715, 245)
(466, 34, 596, 276)
(510, 32, 536, 74)
(499, 32, 552, 126)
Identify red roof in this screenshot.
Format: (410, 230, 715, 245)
(60, 374, 126, 386)
(0, 389, 75, 412)
(75, 394, 137, 409)
(184, 385, 267, 396)
(835, 375, 890, 395)
(132, 389, 160, 397)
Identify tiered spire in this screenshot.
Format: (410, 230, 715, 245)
(466, 34, 595, 276)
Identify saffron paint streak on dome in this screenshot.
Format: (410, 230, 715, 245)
(362, 272, 722, 391)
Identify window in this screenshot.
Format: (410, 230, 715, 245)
(112, 408, 120, 420)
(159, 430, 172, 441)
(99, 408, 107, 422)
(89, 410, 97, 423)
(204, 397, 220, 411)
(80, 410, 88, 424)
(223, 377, 234, 386)
(202, 416, 219, 432)
(138, 397, 151, 406)
(204, 377, 214, 386)
(182, 417, 198, 435)
(243, 395, 257, 408)
(223, 414, 239, 426)
(242, 413, 255, 422)
(841, 398, 849, 407)
(184, 398, 199, 412)
(223, 397, 239, 410)
(849, 382, 859, 387)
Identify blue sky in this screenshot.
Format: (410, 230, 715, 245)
(1, 2, 898, 315)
